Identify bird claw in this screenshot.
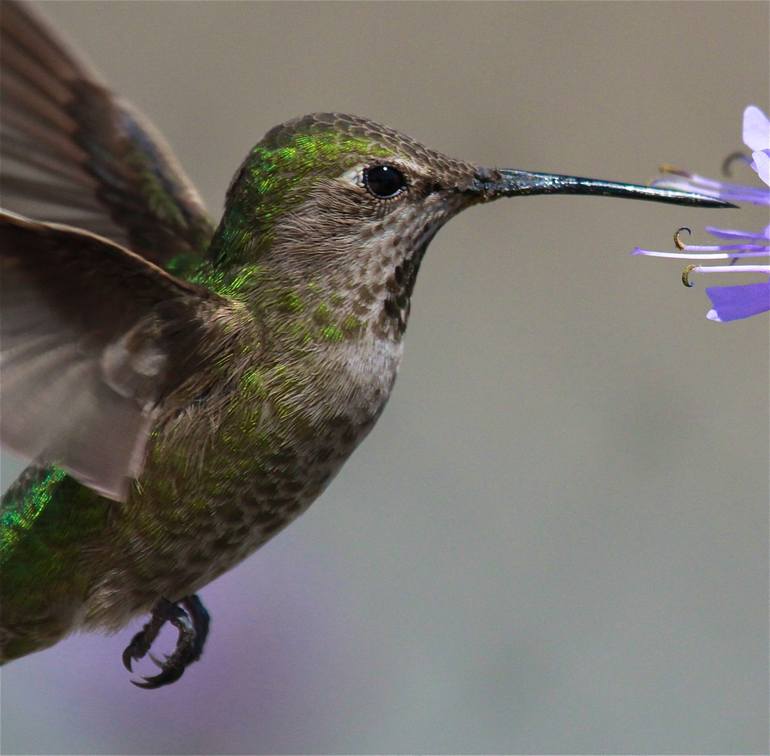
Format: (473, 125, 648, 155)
(149, 652, 167, 668)
(121, 595, 210, 689)
(131, 663, 186, 689)
(121, 597, 178, 672)
(122, 643, 138, 672)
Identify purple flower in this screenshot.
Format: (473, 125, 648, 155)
(634, 106, 770, 322)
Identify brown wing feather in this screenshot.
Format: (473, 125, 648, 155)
(0, 0, 214, 270)
(0, 210, 228, 501)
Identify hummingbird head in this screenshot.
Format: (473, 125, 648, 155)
(209, 112, 731, 341)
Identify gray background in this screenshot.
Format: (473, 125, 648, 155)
(1, 1, 768, 754)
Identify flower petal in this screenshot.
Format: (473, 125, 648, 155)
(704, 281, 770, 322)
(751, 149, 770, 187)
(705, 225, 770, 241)
(742, 106, 770, 153)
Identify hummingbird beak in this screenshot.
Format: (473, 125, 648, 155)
(471, 168, 736, 209)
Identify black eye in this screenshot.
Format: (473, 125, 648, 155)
(364, 164, 406, 199)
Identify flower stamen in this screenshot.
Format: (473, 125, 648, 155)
(721, 151, 751, 177)
(658, 163, 690, 178)
(674, 227, 691, 250)
(637, 105, 770, 322)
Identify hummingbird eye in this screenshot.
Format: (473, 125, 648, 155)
(363, 164, 406, 199)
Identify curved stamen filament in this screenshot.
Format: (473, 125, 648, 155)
(674, 227, 691, 249)
(705, 226, 770, 241)
(634, 248, 769, 260)
(682, 263, 770, 287)
(657, 171, 768, 195)
(721, 151, 752, 177)
(652, 177, 770, 205)
(683, 264, 770, 275)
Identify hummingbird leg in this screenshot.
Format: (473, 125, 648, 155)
(122, 594, 210, 689)
(122, 598, 177, 672)
(180, 595, 211, 663)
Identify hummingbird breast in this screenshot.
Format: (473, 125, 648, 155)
(81, 331, 404, 629)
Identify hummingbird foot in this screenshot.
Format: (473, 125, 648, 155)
(122, 595, 210, 689)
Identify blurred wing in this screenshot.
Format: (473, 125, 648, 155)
(0, 0, 214, 271)
(0, 211, 226, 501)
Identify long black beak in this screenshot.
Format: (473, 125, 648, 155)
(474, 168, 736, 208)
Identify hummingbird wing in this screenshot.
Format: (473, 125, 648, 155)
(0, 0, 214, 271)
(0, 211, 230, 502)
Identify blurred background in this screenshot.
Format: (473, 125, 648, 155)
(1, 1, 768, 753)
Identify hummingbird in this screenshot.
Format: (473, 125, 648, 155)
(0, 0, 731, 688)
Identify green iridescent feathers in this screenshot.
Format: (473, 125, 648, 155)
(1, 467, 108, 661)
(208, 127, 392, 267)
